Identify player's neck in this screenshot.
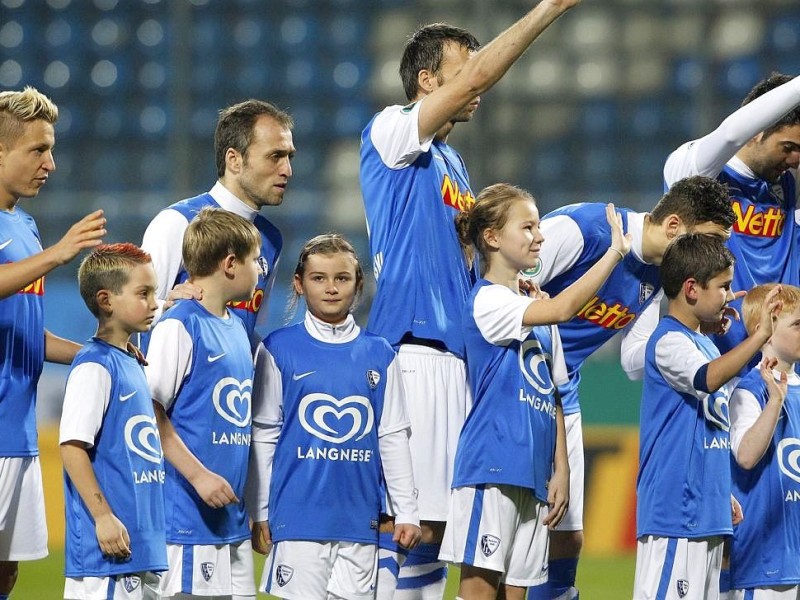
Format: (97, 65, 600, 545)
(0, 192, 19, 212)
(762, 347, 796, 374)
(640, 214, 668, 265)
(435, 121, 455, 142)
(483, 263, 523, 293)
(667, 300, 702, 333)
(94, 321, 134, 351)
(190, 276, 232, 318)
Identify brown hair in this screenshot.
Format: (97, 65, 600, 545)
(79, 243, 152, 317)
(182, 208, 261, 278)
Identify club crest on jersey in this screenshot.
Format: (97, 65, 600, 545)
(124, 415, 163, 464)
(676, 579, 689, 597)
(258, 256, 269, 278)
(639, 282, 654, 305)
(212, 377, 252, 428)
(122, 575, 140, 593)
(778, 438, 800, 484)
(201, 562, 214, 582)
(276, 565, 294, 587)
(480, 534, 500, 557)
(366, 370, 380, 390)
(299, 393, 374, 444)
(521, 259, 542, 278)
(519, 339, 554, 395)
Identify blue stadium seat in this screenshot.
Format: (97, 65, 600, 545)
(770, 15, 800, 53)
(718, 57, 763, 95)
(672, 58, 705, 95)
(580, 101, 620, 140)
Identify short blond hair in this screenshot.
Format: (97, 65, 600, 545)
(742, 283, 800, 336)
(79, 243, 152, 318)
(0, 86, 58, 146)
(183, 208, 261, 278)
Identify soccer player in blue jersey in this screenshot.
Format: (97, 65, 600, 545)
(440, 183, 631, 600)
(141, 100, 294, 347)
(727, 283, 800, 598)
(634, 234, 781, 600)
(664, 73, 800, 364)
(0, 87, 106, 598)
(60, 243, 166, 599)
(528, 175, 735, 600)
(145, 209, 262, 599)
(359, 2, 582, 596)
(248, 234, 421, 599)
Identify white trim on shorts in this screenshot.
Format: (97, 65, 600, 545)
(0, 456, 48, 561)
(64, 571, 161, 600)
(396, 344, 470, 522)
(439, 484, 550, 587)
(263, 539, 378, 599)
(633, 535, 724, 600)
(158, 540, 255, 598)
(553, 412, 583, 532)
(729, 586, 800, 599)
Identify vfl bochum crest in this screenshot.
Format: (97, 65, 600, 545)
(676, 579, 689, 598)
(122, 576, 140, 593)
(366, 369, 380, 390)
(480, 534, 500, 557)
(276, 565, 294, 587)
(200, 562, 214, 582)
(639, 282, 654, 305)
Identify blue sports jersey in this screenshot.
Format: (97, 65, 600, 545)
(64, 339, 167, 577)
(360, 105, 478, 357)
(157, 300, 253, 545)
(637, 316, 733, 539)
(265, 323, 396, 544)
(453, 280, 559, 502)
(0, 207, 45, 457)
(538, 203, 661, 415)
(730, 368, 800, 589)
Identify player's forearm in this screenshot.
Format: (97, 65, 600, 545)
(60, 442, 114, 521)
(379, 428, 420, 526)
(735, 399, 782, 470)
(153, 402, 209, 483)
(0, 249, 64, 299)
(45, 330, 81, 364)
(553, 403, 569, 476)
(706, 332, 768, 392)
(246, 431, 277, 522)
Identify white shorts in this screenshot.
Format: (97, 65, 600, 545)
(0, 456, 48, 561)
(439, 484, 550, 587)
(633, 535, 724, 600)
(553, 412, 584, 532)
(64, 572, 161, 599)
(396, 344, 470, 522)
(263, 540, 377, 599)
(730, 586, 800, 599)
(158, 540, 255, 598)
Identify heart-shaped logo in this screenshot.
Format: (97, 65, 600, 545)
(702, 391, 730, 432)
(519, 339, 554, 395)
(212, 377, 252, 427)
(298, 393, 374, 444)
(778, 438, 800, 484)
(124, 415, 163, 464)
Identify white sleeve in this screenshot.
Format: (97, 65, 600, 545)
(251, 343, 284, 428)
(549, 325, 569, 387)
(144, 319, 193, 411)
(530, 215, 584, 287)
(664, 76, 800, 186)
(473, 285, 536, 345)
(653, 330, 710, 398)
(369, 101, 435, 169)
(141, 208, 190, 302)
(246, 423, 279, 522)
(729, 387, 762, 460)
(59, 363, 111, 447)
(620, 291, 663, 381)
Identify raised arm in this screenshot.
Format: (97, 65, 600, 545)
(417, 0, 580, 140)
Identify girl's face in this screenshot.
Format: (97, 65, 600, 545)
(294, 252, 359, 325)
(489, 198, 545, 271)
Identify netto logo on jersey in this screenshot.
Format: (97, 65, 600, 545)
(124, 415, 163, 464)
(519, 339, 554, 395)
(228, 287, 264, 314)
(18, 276, 44, 296)
(441, 174, 475, 213)
(778, 438, 800, 484)
(732, 202, 786, 238)
(212, 377, 252, 428)
(299, 393, 374, 444)
(576, 296, 637, 330)
(702, 391, 730, 432)
(480, 534, 500, 557)
(276, 565, 294, 587)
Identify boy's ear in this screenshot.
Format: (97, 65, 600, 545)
(96, 289, 112, 314)
(664, 214, 683, 240)
(222, 254, 237, 278)
(292, 274, 303, 296)
(683, 278, 699, 301)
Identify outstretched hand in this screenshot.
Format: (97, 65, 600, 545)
(753, 285, 783, 342)
(759, 357, 788, 406)
(605, 203, 632, 259)
(52, 210, 106, 265)
(700, 291, 745, 336)
(519, 278, 550, 300)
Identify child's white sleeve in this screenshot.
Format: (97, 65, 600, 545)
(653, 330, 713, 397)
(729, 387, 762, 460)
(141, 208, 190, 304)
(620, 293, 663, 381)
(550, 325, 569, 388)
(144, 319, 193, 411)
(473, 285, 538, 345)
(59, 363, 111, 447)
(247, 342, 284, 522)
(369, 101, 435, 169)
(378, 357, 418, 526)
